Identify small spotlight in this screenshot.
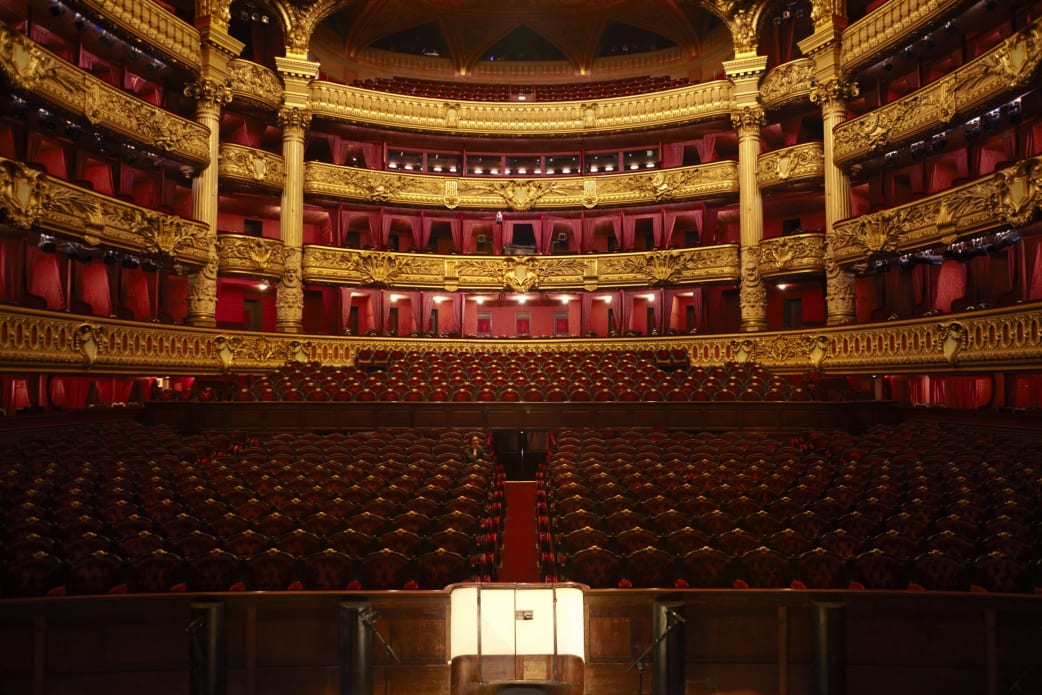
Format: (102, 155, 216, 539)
(49, 1, 64, 16)
(104, 250, 119, 266)
(122, 255, 140, 269)
(141, 259, 159, 273)
(38, 235, 56, 253)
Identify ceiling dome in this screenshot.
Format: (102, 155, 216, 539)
(312, 0, 730, 79)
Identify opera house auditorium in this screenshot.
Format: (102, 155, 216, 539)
(1, 0, 1042, 693)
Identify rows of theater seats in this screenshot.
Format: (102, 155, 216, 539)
(1, 426, 502, 596)
(171, 351, 815, 403)
(538, 424, 1042, 592)
(352, 75, 689, 102)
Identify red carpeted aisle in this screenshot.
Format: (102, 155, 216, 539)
(497, 481, 541, 582)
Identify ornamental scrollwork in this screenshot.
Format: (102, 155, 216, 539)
(343, 251, 410, 286)
(731, 104, 766, 132)
(980, 22, 1042, 88)
(758, 234, 825, 275)
(757, 143, 824, 188)
(758, 59, 815, 109)
(808, 78, 859, 109)
(217, 235, 286, 274)
(219, 144, 286, 188)
(938, 321, 968, 366)
(739, 246, 767, 316)
(73, 323, 105, 368)
(501, 257, 541, 293)
(135, 212, 207, 259)
(184, 78, 233, 111)
(484, 180, 561, 212)
(824, 237, 856, 322)
(277, 106, 312, 131)
(0, 23, 63, 91)
(637, 169, 704, 202)
(336, 169, 409, 204)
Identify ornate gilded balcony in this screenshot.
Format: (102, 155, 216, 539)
(759, 59, 815, 111)
(2, 301, 1040, 376)
(217, 234, 285, 278)
(308, 80, 735, 136)
(841, 0, 976, 73)
(302, 245, 741, 292)
(0, 23, 209, 168)
(758, 233, 826, 278)
(68, 0, 201, 72)
(835, 16, 1042, 167)
(831, 156, 1042, 266)
(757, 143, 824, 190)
(303, 162, 738, 211)
(227, 59, 283, 111)
(219, 144, 285, 191)
(0, 157, 210, 267)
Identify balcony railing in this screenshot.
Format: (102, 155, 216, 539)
(757, 143, 824, 190)
(0, 23, 209, 168)
(301, 245, 741, 292)
(841, 0, 976, 74)
(303, 161, 739, 210)
(0, 157, 210, 267)
(835, 15, 1042, 167)
(219, 144, 286, 191)
(308, 79, 735, 136)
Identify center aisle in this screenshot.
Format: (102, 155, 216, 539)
(496, 481, 542, 583)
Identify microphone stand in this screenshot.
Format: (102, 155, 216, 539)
(364, 613, 400, 695)
(626, 610, 683, 695)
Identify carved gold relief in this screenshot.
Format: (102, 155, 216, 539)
(303, 162, 738, 210)
(228, 58, 283, 110)
(217, 234, 286, 277)
(832, 157, 1037, 265)
(836, 16, 1042, 166)
(2, 304, 1041, 376)
(219, 144, 286, 190)
(0, 160, 46, 229)
(758, 234, 826, 277)
(309, 79, 735, 136)
(756, 143, 824, 189)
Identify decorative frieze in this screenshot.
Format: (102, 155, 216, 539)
(835, 15, 1042, 166)
(219, 144, 286, 190)
(756, 143, 825, 189)
(4, 302, 1039, 376)
(0, 157, 210, 266)
(758, 233, 826, 277)
(0, 23, 209, 167)
(302, 245, 741, 291)
(831, 156, 1042, 265)
(308, 79, 735, 136)
(303, 162, 738, 210)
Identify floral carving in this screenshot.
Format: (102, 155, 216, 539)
(219, 144, 286, 188)
(757, 143, 823, 187)
(228, 59, 283, 109)
(739, 246, 767, 327)
(759, 59, 815, 108)
(135, 212, 206, 259)
(218, 235, 286, 273)
(184, 78, 232, 111)
(759, 235, 825, 274)
(501, 257, 540, 293)
(992, 159, 1042, 227)
(0, 160, 46, 229)
(485, 180, 561, 211)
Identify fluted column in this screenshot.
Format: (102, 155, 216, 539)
(185, 27, 241, 327)
(802, 26, 857, 325)
(725, 56, 769, 332)
(274, 56, 319, 333)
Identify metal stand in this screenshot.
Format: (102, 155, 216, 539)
(364, 610, 400, 695)
(627, 608, 684, 695)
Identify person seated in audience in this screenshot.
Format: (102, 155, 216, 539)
(463, 435, 487, 463)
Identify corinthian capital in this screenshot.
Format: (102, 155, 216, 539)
(809, 78, 859, 110)
(731, 105, 766, 132)
(277, 106, 312, 132)
(184, 78, 233, 111)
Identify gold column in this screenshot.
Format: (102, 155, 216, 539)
(802, 26, 858, 326)
(726, 56, 769, 332)
(274, 56, 319, 333)
(184, 27, 242, 327)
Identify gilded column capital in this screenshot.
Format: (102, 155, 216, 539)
(277, 106, 312, 132)
(809, 78, 859, 111)
(731, 105, 766, 133)
(184, 78, 233, 112)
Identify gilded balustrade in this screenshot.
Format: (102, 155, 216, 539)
(308, 79, 735, 136)
(219, 143, 286, 191)
(0, 157, 210, 266)
(841, 0, 976, 74)
(68, 0, 202, 72)
(758, 233, 826, 278)
(302, 245, 740, 292)
(756, 143, 824, 189)
(831, 156, 1042, 265)
(835, 15, 1042, 167)
(758, 58, 815, 111)
(217, 234, 286, 278)
(303, 161, 739, 210)
(2, 302, 1040, 376)
(0, 23, 210, 168)
(227, 59, 283, 111)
